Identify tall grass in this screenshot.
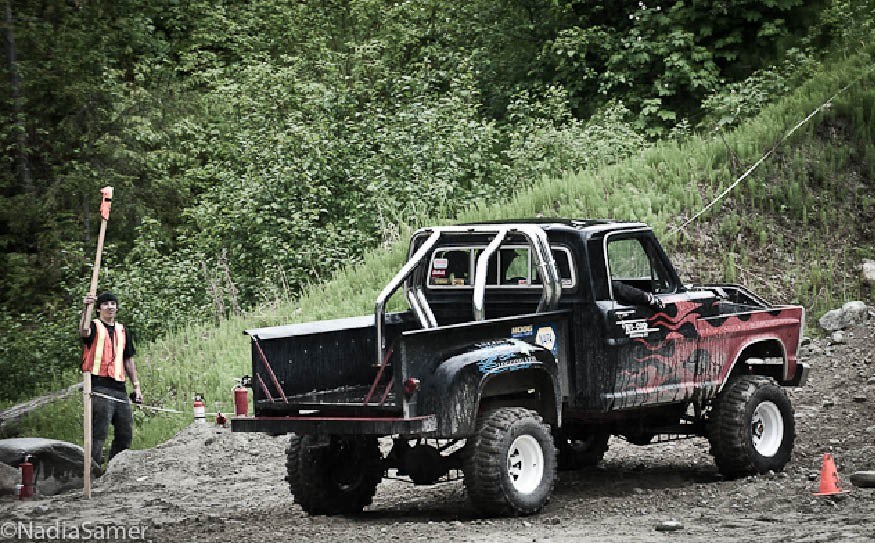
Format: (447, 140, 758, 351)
(15, 46, 875, 449)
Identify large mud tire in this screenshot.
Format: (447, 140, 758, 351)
(555, 431, 610, 470)
(463, 408, 557, 516)
(708, 375, 795, 478)
(286, 434, 383, 515)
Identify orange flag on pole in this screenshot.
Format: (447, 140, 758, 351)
(99, 186, 113, 221)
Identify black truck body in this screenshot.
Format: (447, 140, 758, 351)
(232, 220, 807, 516)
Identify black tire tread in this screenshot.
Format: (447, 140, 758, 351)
(463, 407, 557, 516)
(708, 375, 795, 478)
(286, 434, 383, 515)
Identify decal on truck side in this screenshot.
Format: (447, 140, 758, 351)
(616, 318, 658, 339)
(609, 300, 801, 406)
(535, 325, 560, 367)
(477, 353, 538, 374)
(510, 325, 534, 339)
(510, 323, 559, 358)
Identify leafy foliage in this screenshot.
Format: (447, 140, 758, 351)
(0, 0, 860, 402)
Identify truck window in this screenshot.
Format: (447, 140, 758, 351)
(532, 248, 575, 287)
(429, 249, 471, 286)
(500, 248, 529, 285)
(428, 245, 575, 289)
(607, 237, 671, 294)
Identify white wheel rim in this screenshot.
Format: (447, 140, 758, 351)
(507, 435, 544, 494)
(751, 401, 783, 457)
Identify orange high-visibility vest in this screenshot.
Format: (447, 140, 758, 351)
(81, 320, 126, 381)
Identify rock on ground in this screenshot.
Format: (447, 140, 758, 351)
(819, 301, 871, 331)
(0, 437, 99, 496)
(0, 461, 18, 496)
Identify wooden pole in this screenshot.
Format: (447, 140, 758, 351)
(82, 371, 92, 499)
(83, 187, 113, 499)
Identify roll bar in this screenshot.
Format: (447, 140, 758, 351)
(375, 225, 561, 367)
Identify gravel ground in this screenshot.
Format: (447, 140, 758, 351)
(3, 320, 873, 543)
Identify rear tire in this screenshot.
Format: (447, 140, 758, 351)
(286, 434, 383, 515)
(708, 375, 795, 478)
(463, 407, 557, 516)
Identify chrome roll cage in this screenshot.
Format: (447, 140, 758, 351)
(374, 225, 561, 367)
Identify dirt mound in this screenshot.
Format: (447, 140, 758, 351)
(100, 423, 283, 493)
(2, 423, 288, 527)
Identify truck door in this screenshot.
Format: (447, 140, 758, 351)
(601, 231, 704, 409)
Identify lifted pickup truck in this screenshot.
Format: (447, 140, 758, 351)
(232, 220, 807, 516)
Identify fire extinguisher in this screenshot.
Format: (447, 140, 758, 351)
(18, 453, 34, 500)
(193, 393, 206, 424)
(233, 376, 251, 417)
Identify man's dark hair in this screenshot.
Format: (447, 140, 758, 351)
(96, 292, 118, 306)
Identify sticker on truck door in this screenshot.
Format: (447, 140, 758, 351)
(617, 318, 659, 339)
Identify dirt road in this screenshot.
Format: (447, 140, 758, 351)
(3, 321, 873, 542)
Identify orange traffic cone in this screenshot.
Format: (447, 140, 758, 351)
(813, 453, 850, 496)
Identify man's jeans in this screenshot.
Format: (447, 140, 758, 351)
(91, 386, 132, 467)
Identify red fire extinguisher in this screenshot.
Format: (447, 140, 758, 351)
(18, 453, 35, 500)
(193, 393, 206, 423)
(233, 376, 250, 417)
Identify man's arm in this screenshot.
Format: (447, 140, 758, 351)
(611, 280, 665, 309)
(125, 357, 142, 403)
(79, 294, 96, 337)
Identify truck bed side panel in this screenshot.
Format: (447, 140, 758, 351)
(398, 311, 570, 437)
(248, 312, 418, 413)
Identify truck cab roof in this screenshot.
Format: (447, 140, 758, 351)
(455, 219, 649, 240)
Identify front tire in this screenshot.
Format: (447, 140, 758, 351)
(708, 375, 795, 477)
(286, 434, 383, 515)
(463, 408, 557, 516)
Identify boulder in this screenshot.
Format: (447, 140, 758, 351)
(819, 301, 871, 332)
(843, 301, 870, 323)
(0, 461, 18, 495)
(850, 471, 875, 488)
(819, 309, 843, 331)
(863, 259, 875, 286)
(0, 438, 100, 497)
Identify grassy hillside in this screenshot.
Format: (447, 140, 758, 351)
(13, 44, 875, 451)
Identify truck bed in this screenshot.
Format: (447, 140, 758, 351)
(244, 311, 418, 417)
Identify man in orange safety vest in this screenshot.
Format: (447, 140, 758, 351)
(79, 292, 142, 467)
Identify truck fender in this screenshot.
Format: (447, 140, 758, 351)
(719, 337, 788, 391)
(429, 339, 560, 437)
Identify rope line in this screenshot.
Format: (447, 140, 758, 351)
(667, 70, 871, 238)
(89, 390, 228, 416)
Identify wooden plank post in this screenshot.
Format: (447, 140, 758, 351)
(83, 186, 113, 499)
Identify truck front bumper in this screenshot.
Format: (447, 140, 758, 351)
(231, 414, 438, 435)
